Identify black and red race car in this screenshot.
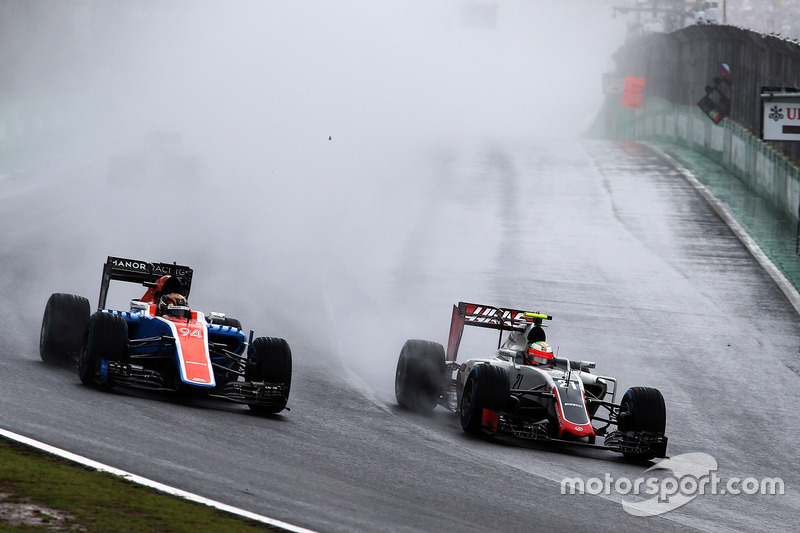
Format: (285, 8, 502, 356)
(394, 302, 668, 460)
(39, 256, 291, 415)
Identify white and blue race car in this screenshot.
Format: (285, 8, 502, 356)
(39, 256, 291, 415)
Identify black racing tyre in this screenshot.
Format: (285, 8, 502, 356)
(618, 387, 666, 433)
(459, 364, 510, 434)
(618, 386, 667, 459)
(394, 339, 446, 412)
(208, 315, 242, 329)
(78, 312, 128, 387)
(39, 293, 90, 365)
(245, 337, 292, 414)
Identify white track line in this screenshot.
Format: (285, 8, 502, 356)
(0, 428, 318, 533)
(649, 144, 800, 316)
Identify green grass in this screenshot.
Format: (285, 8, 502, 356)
(0, 438, 277, 532)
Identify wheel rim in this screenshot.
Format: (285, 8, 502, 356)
(39, 315, 49, 352)
(395, 355, 406, 397)
(79, 345, 89, 379)
(461, 377, 474, 419)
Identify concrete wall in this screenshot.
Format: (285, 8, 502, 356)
(600, 22, 800, 229)
(604, 98, 800, 227)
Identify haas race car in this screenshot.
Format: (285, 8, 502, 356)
(395, 302, 668, 460)
(39, 256, 291, 415)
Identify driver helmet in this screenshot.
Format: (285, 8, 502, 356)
(526, 341, 554, 366)
(158, 293, 190, 320)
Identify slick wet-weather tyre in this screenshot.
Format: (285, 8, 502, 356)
(78, 312, 128, 387)
(245, 337, 292, 415)
(459, 364, 510, 434)
(617, 386, 666, 460)
(395, 339, 446, 412)
(39, 293, 90, 365)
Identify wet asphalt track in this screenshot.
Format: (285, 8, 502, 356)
(1, 139, 798, 532)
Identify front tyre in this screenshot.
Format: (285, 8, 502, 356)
(460, 364, 510, 434)
(395, 339, 446, 412)
(617, 386, 666, 460)
(78, 312, 128, 387)
(40, 293, 90, 365)
(245, 337, 292, 415)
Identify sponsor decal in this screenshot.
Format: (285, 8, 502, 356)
(109, 258, 191, 278)
(464, 305, 531, 325)
(153, 264, 191, 277)
(109, 258, 148, 271)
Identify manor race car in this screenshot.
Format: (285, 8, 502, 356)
(39, 256, 291, 414)
(395, 302, 667, 460)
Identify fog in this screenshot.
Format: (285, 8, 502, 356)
(84, 1, 623, 147)
(6, 0, 626, 389)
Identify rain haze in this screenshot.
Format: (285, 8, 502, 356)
(8, 4, 800, 531)
(6, 0, 626, 392)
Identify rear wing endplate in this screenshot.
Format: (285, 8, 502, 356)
(98, 256, 193, 309)
(445, 301, 552, 362)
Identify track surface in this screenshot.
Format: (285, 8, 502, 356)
(1, 140, 798, 532)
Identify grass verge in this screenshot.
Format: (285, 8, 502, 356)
(0, 437, 276, 532)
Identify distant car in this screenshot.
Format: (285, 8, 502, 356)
(394, 302, 668, 460)
(39, 256, 291, 415)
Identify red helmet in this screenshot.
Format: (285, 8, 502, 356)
(158, 293, 190, 319)
(525, 341, 554, 365)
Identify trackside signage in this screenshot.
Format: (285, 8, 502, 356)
(621, 76, 645, 109)
(761, 88, 800, 141)
(560, 452, 784, 516)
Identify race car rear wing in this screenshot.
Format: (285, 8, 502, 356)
(98, 256, 193, 309)
(446, 301, 552, 362)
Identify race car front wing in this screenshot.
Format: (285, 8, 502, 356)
(603, 430, 668, 458)
(492, 412, 667, 458)
(96, 360, 288, 408)
(212, 381, 289, 408)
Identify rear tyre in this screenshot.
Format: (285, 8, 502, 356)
(39, 293, 90, 365)
(617, 386, 666, 460)
(245, 337, 292, 414)
(78, 312, 128, 387)
(459, 364, 510, 434)
(395, 339, 446, 412)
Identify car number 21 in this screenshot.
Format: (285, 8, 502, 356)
(513, 374, 524, 389)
